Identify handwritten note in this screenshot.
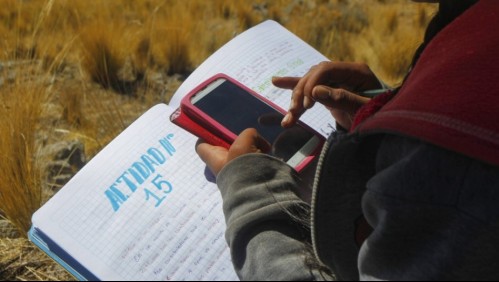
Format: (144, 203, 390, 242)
(170, 20, 337, 137)
(32, 104, 238, 281)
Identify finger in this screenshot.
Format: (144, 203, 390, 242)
(278, 62, 331, 127)
(228, 128, 271, 162)
(303, 96, 316, 110)
(284, 74, 313, 127)
(281, 112, 296, 128)
(272, 76, 300, 89)
(293, 62, 332, 111)
(253, 132, 272, 154)
(272, 76, 305, 127)
(312, 86, 370, 114)
(272, 76, 308, 111)
(196, 140, 229, 176)
(282, 106, 309, 128)
(234, 128, 272, 154)
(303, 62, 332, 103)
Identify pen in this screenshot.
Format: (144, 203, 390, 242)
(360, 89, 389, 98)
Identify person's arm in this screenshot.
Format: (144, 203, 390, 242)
(359, 135, 499, 280)
(217, 154, 330, 280)
(197, 129, 332, 280)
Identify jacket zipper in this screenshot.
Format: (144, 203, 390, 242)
(310, 135, 333, 262)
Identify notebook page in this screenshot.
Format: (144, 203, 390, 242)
(32, 104, 238, 281)
(169, 20, 336, 137)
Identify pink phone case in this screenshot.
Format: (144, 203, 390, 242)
(170, 107, 231, 149)
(178, 73, 324, 172)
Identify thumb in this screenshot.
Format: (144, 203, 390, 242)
(312, 86, 370, 114)
(196, 140, 229, 176)
(228, 128, 271, 162)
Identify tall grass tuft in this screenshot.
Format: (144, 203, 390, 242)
(0, 83, 48, 235)
(370, 3, 432, 84)
(142, 3, 196, 77)
(60, 87, 84, 128)
(80, 23, 126, 92)
(163, 28, 192, 76)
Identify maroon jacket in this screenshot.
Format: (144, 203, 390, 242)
(354, 0, 499, 167)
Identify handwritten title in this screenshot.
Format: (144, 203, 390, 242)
(104, 134, 177, 212)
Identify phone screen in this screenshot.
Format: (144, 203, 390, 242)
(191, 78, 319, 164)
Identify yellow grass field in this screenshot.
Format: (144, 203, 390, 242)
(0, 0, 436, 280)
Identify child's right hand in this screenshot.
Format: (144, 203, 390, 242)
(272, 62, 383, 130)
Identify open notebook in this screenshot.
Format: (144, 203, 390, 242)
(29, 20, 335, 281)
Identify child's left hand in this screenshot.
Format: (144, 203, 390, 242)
(196, 128, 271, 177)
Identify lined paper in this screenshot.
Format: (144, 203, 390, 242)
(32, 105, 238, 281)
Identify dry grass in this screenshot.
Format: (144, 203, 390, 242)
(0, 237, 74, 281)
(360, 2, 433, 84)
(0, 81, 48, 235)
(76, 85, 130, 158)
(80, 22, 128, 92)
(0, 0, 437, 280)
(59, 86, 84, 128)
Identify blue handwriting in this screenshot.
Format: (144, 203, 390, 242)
(104, 134, 176, 212)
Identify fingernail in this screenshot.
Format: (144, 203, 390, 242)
(282, 113, 291, 126)
(313, 86, 328, 100)
(304, 97, 313, 109)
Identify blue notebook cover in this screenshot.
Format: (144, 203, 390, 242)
(28, 226, 99, 281)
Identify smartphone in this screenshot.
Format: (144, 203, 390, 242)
(180, 74, 324, 171)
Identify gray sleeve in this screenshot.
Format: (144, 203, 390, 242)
(217, 154, 331, 281)
(359, 135, 499, 280)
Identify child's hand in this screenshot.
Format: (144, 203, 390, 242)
(196, 128, 271, 177)
(273, 62, 382, 129)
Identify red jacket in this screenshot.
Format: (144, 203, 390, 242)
(354, 0, 499, 166)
